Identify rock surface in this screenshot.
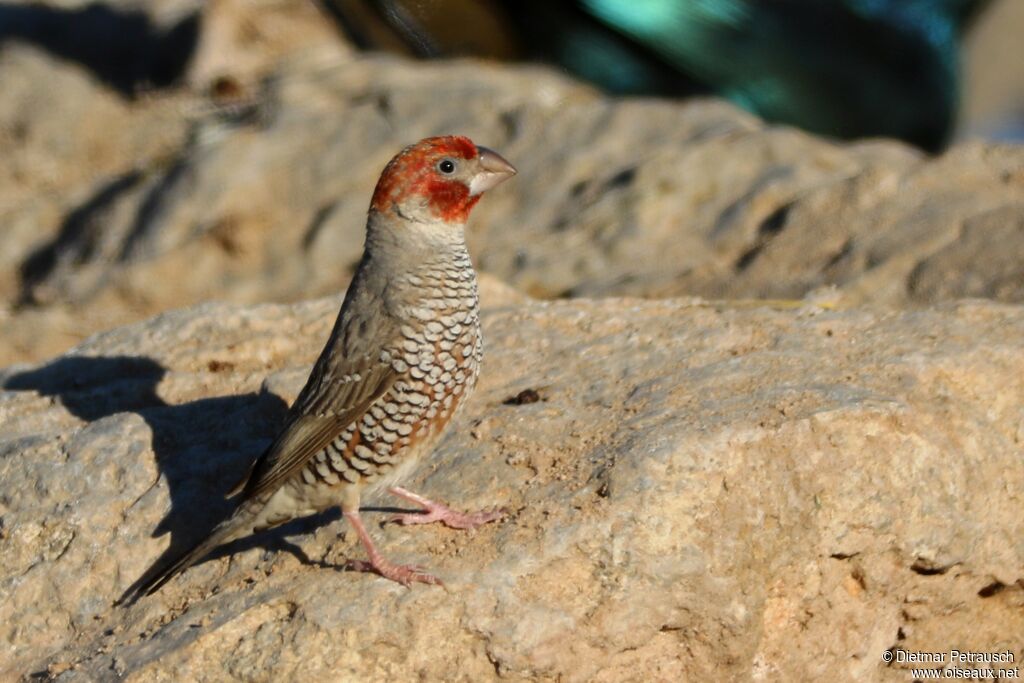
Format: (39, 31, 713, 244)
(4, 3, 1024, 680)
(3, 19, 1024, 365)
(1, 289, 1022, 681)
(0, 0, 348, 365)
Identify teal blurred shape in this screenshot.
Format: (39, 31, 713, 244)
(576, 0, 991, 150)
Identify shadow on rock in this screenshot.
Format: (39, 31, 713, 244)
(17, 170, 146, 307)
(0, 2, 200, 97)
(0, 355, 331, 599)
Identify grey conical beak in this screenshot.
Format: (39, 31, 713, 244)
(469, 147, 517, 196)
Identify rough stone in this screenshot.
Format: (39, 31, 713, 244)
(3, 32, 1024, 365)
(0, 0, 348, 365)
(1, 292, 1022, 681)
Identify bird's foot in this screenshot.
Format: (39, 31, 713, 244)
(343, 508, 442, 586)
(390, 504, 504, 530)
(388, 487, 505, 530)
(346, 558, 441, 586)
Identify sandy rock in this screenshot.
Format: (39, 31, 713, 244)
(4, 42, 1024, 367)
(907, 205, 1024, 301)
(180, 0, 350, 91)
(961, 0, 1024, 139)
(0, 43, 189, 303)
(1, 295, 1022, 681)
(0, 1, 350, 365)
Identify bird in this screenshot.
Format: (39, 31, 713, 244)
(319, 0, 993, 151)
(572, 0, 992, 151)
(120, 135, 516, 602)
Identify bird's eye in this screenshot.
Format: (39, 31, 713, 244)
(437, 159, 456, 174)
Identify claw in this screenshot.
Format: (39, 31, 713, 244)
(345, 559, 441, 586)
(343, 508, 443, 587)
(391, 505, 506, 529)
(388, 487, 507, 530)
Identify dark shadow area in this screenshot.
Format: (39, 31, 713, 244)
(210, 509, 342, 571)
(0, 2, 200, 96)
(18, 170, 145, 306)
(200, 503, 422, 570)
(17, 154, 198, 308)
(3, 354, 429, 599)
(1, 355, 302, 595)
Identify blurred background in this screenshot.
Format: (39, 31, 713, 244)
(2, 0, 1024, 365)
(320, 0, 1024, 150)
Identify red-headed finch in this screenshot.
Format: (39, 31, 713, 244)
(121, 136, 516, 602)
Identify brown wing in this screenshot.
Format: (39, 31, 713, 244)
(231, 358, 397, 500)
(230, 254, 402, 499)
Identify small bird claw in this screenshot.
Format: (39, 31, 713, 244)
(346, 559, 442, 586)
(387, 487, 507, 530)
(390, 505, 505, 530)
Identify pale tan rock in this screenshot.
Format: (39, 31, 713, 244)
(4, 44, 1024, 368)
(0, 1, 351, 366)
(0, 43, 190, 305)
(1, 296, 1022, 681)
(184, 0, 349, 92)
(961, 0, 1024, 139)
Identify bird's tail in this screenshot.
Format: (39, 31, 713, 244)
(116, 498, 262, 606)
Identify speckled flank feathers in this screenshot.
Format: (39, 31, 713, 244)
(120, 136, 516, 602)
(302, 247, 482, 490)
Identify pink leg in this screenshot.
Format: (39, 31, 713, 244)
(388, 486, 505, 530)
(343, 509, 441, 586)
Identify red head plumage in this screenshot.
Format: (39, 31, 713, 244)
(370, 136, 486, 223)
